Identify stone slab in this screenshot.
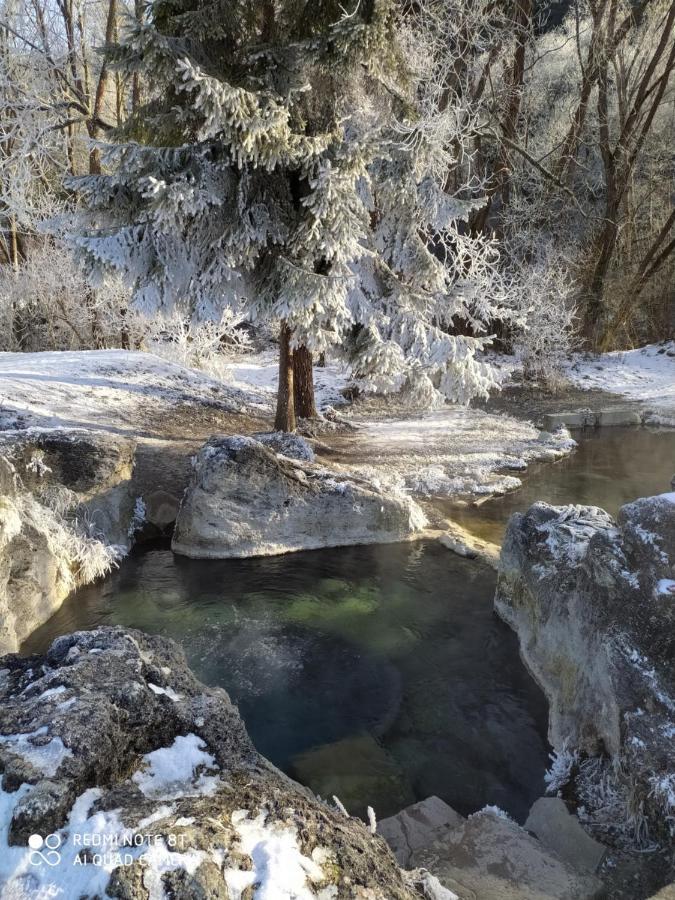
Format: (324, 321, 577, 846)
(597, 409, 642, 427)
(543, 411, 596, 430)
(378, 796, 464, 866)
(525, 797, 606, 873)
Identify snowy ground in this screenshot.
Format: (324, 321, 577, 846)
(0, 349, 577, 503)
(564, 342, 675, 425)
(223, 351, 577, 498)
(328, 408, 576, 499)
(0, 350, 270, 439)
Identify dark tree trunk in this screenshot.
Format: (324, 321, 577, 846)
(293, 345, 317, 419)
(274, 321, 296, 432)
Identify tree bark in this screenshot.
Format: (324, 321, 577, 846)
(471, 0, 532, 234)
(274, 321, 296, 432)
(293, 345, 317, 419)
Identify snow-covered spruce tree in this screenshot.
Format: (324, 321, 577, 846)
(68, 0, 518, 431)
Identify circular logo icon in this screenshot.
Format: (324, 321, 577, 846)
(29, 833, 62, 866)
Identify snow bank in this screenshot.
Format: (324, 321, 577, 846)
(564, 342, 675, 424)
(0, 349, 270, 434)
(334, 408, 576, 499)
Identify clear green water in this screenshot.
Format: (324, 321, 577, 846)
(21, 425, 675, 823)
(22, 543, 549, 823)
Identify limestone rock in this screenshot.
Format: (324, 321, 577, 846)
(0, 428, 137, 545)
(649, 886, 675, 899)
(0, 627, 420, 899)
(437, 521, 500, 569)
(378, 796, 464, 867)
(496, 495, 675, 846)
(410, 809, 605, 900)
(172, 435, 427, 559)
(253, 430, 316, 461)
(0, 430, 136, 654)
(525, 798, 606, 872)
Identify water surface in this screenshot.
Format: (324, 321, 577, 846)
(22, 543, 549, 823)
(450, 426, 675, 544)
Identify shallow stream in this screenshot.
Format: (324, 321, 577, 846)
(21, 425, 675, 823)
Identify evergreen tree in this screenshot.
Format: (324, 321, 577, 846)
(69, 0, 518, 430)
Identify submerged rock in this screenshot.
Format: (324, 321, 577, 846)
(0, 627, 422, 899)
(291, 733, 416, 820)
(172, 435, 427, 559)
(378, 797, 463, 867)
(495, 494, 675, 849)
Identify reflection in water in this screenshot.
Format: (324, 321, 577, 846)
(447, 426, 675, 544)
(21, 425, 674, 822)
(22, 543, 550, 823)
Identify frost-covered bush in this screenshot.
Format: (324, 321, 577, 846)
(17, 489, 121, 590)
(510, 246, 578, 386)
(0, 239, 253, 377)
(544, 742, 579, 794)
(140, 308, 252, 377)
(0, 239, 138, 352)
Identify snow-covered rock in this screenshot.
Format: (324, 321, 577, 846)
(495, 495, 675, 848)
(0, 627, 423, 899)
(253, 430, 316, 461)
(172, 435, 427, 559)
(0, 431, 137, 654)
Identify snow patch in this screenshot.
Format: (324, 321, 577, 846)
(132, 733, 220, 799)
(147, 682, 183, 701)
(656, 579, 675, 597)
(225, 809, 330, 900)
(565, 342, 675, 419)
(0, 725, 72, 776)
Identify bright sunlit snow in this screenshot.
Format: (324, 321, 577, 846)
(565, 343, 675, 424)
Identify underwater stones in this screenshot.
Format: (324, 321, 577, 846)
(0, 627, 420, 900)
(290, 733, 416, 818)
(496, 495, 675, 846)
(437, 521, 500, 568)
(172, 435, 427, 559)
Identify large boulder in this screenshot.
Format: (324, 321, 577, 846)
(172, 435, 427, 559)
(0, 627, 425, 899)
(495, 494, 675, 848)
(0, 430, 137, 654)
(0, 428, 137, 546)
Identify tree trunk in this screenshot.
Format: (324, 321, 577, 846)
(274, 321, 296, 432)
(293, 345, 317, 419)
(132, 0, 143, 111)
